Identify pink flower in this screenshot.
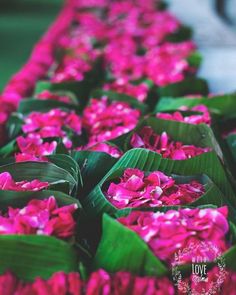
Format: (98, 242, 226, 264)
(82, 98, 140, 143)
(118, 207, 229, 265)
(0, 196, 78, 238)
(103, 80, 149, 102)
(86, 269, 174, 295)
(157, 105, 211, 125)
(0, 270, 174, 295)
(22, 109, 81, 136)
(130, 126, 211, 160)
(0, 271, 83, 295)
(51, 35, 100, 83)
(144, 41, 196, 86)
(15, 134, 57, 162)
(36, 90, 72, 104)
(0, 172, 49, 191)
(16, 108, 82, 159)
(51, 56, 92, 83)
(104, 168, 205, 208)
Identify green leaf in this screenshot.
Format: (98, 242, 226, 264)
(223, 245, 236, 272)
(0, 235, 78, 281)
(48, 154, 82, 190)
(155, 93, 236, 118)
(6, 113, 24, 139)
(93, 214, 168, 276)
(187, 51, 202, 69)
(0, 159, 78, 195)
(83, 148, 235, 220)
(0, 139, 17, 158)
(90, 89, 149, 114)
(226, 134, 236, 163)
(123, 117, 224, 159)
(158, 77, 209, 97)
(71, 150, 117, 196)
(166, 25, 193, 42)
(0, 189, 81, 212)
(18, 98, 80, 114)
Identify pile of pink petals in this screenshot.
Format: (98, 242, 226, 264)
(82, 98, 140, 144)
(0, 269, 174, 295)
(2, 267, 236, 294)
(157, 105, 211, 125)
(51, 37, 100, 83)
(103, 80, 149, 102)
(16, 134, 58, 163)
(130, 126, 211, 160)
(0, 196, 77, 238)
(15, 108, 82, 161)
(0, 172, 48, 191)
(36, 90, 73, 104)
(118, 206, 229, 265)
(104, 168, 205, 208)
(144, 41, 196, 86)
(22, 109, 82, 137)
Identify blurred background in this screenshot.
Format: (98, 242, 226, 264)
(0, 0, 62, 90)
(0, 0, 236, 92)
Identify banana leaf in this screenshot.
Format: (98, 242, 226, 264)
(82, 149, 236, 219)
(155, 93, 236, 118)
(48, 154, 81, 189)
(157, 77, 209, 97)
(18, 98, 80, 114)
(226, 134, 236, 163)
(6, 113, 24, 140)
(223, 245, 236, 272)
(94, 212, 236, 276)
(93, 213, 168, 276)
(71, 150, 117, 196)
(166, 25, 193, 42)
(0, 156, 14, 166)
(187, 52, 202, 69)
(0, 189, 81, 212)
(0, 159, 79, 195)
(90, 89, 149, 114)
(123, 117, 223, 160)
(0, 139, 17, 158)
(0, 235, 77, 281)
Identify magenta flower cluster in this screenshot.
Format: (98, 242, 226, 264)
(130, 126, 211, 160)
(157, 105, 211, 125)
(0, 172, 49, 191)
(118, 207, 229, 265)
(104, 168, 205, 208)
(0, 196, 77, 238)
(0, 269, 174, 295)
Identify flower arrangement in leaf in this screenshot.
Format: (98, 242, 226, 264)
(118, 206, 229, 265)
(104, 168, 205, 208)
(0, 196, 78, 238)
(0, 0, 235, 293)
(130, 126, 211, 160)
